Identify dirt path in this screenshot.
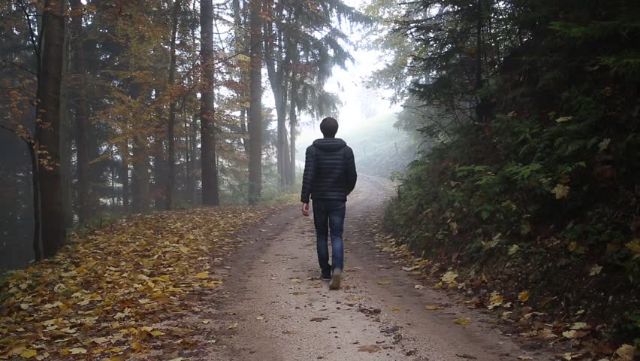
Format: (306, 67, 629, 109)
(200, 176, 554, 361)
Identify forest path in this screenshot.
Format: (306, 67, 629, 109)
(199, 176, 553, 361)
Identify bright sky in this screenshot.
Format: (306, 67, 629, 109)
(297, 0, 401, 142)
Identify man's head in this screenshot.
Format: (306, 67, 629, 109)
(320, 117, 339, 138)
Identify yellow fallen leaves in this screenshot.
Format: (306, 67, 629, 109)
(562, 322, 591, 339)
(552, 184, 570, 199)
(195, 271, 210, 279)
(626, 239, 640, 257)
(18, 349, 37, 359)
(488, 291, 504, 309)
(615, 344, 635, 361)
(0, 207, 268, 360)
(441, 271, 458, 287)
(518, 290, 530, 303)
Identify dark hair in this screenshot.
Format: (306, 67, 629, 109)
(320, 117, 339, 138)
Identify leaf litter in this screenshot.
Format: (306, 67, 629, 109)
(0, 207, 268, 360)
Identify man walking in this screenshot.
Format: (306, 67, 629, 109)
(301, 117, 357, 290)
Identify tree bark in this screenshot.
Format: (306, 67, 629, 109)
(132, 134, 150, 212)
(247, 0, 263, 205)
(28, 141, 42, 261)
(186, 111, 198, 204)
(36, 0, 66, 258)
(233, 0, 250, 155)
(70, 0, 94, 223)
(166, 0, 181, 210)
(120, 138, 130, 209)
(288, 79, 298, 186)
(264, 4, 292, 190)
(200, 0, 219, 206)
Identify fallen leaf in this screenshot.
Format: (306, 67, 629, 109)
(69, 347, 87, 355)
(402, 265, 421, 272)
(625, 240, 640, 256)
(441, 271, 458, 286)
(552, 184, 570, 199)
(562, 352, 584, 360)
(20, 349, 38, 359)
(195, 271, 209, 279)
(589, 264, 603, 276)
(555, 116, 573, 123)
(454, 317, 471, 326)
(518, 291, 530, 303)
(615, 344, 635, 361)
(425, 304, 442, 311)
(539, 328, 557, 339)
(508, 244, 520, 256)
(570, 322, 589, 330)
(488, 291, 504, 309)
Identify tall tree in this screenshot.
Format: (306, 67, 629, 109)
(263, 0, 362, 188)
(69, 0, 96, 223)
(166, 0, 182, 210)
(247, 0, 263, 205)
(36, 0, 66, 258)
(200, 0, 219, 206)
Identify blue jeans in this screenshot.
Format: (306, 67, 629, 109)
(312, 199, 345, 276)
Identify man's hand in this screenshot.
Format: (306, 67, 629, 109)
(302, 202, 310, 217)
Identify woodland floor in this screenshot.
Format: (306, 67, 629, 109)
(1, 176, 575, 360)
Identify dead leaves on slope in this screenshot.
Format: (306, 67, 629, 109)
(372, 229, 636, 361)
(0, 207, 267, 360)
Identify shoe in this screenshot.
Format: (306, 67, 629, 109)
(329, 269, 342, 290)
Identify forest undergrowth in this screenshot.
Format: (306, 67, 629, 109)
(378, 1, 640, 359)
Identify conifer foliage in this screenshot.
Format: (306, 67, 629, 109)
(372, 0, 640, 343)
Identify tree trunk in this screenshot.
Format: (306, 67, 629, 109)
(28, 142, 42, 261)
(120, 139, 130, 209)
(186, 112, 198, 204)
(247, 0, 263, 205)
(200, 0, 219, 206)
(263, 4, 291, 190)
(36, 0, 66, 258)
(475, 0, 483, 92)
(166, 0, 181, 210)
(233, 0, 250, 155)
(132, 134, 150, 212)
(151, 133, 166, 210)
(288, 89, 298, 186)
(70, 0, 93, 223)
(266, 62, 289, 191)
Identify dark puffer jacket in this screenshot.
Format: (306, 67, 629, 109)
(301, 138, 357, 203)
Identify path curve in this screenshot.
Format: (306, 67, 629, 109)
(200, 175, 554, 361)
